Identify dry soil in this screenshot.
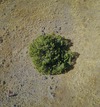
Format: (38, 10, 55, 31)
(0, 0, 100, 107)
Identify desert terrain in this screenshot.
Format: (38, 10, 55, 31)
(0, 0, 100, 107)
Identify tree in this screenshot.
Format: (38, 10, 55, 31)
(29, 34, 77, 75)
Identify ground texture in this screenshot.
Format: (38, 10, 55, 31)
(0, 0, 100, 107)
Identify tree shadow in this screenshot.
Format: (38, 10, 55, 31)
(54, 38, 80, 75)
(64, 52, 80, 73)
(63, 38, 80, 74)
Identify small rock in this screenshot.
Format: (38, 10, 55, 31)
(3, 27, 5, 30)
(14, 5, 16, 7)
(55, 0, 58, 2)
(2, 59, 6, 65)
(16, 26, 18, 29)
(0, 37, 3, 44)
(42, 27, 45, 30)
(41, 27, 46, 35)
(65, 22, 68, 24)
(6, 31, 10, 36)
(51, 92, 56, 98)
(10, 59, 12, 63)
(8, 90, 18, 97)
(0, 64, 3, 68)
(17, 105, 21, 107)
(55, 26, 57, 28)
(84, 0, 86, 2)
(43, 76, 48, 80)
(38, 19, 41, 21)
(13, 104, 16, 107)
(10, 76, 13, 78)
(42, 31, 45, 35)
(49, 21, 52, 23)
(26, 50, 28, 54)
(49, 86, 53, 90)
(55, 86, 57, 89)
(3, 81, 6, 85)
(0, 80, 1, 84)
(6, 63, 10, 67)
(55, 31, 58, 33)
(51, 77, 54, 79)
(59, 27, 61, 30)
(21, 84, 24, 87)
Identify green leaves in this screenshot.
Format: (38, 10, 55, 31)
(29, 34, 76, 75)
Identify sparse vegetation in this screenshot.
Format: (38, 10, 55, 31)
(29, 34, 77, 75)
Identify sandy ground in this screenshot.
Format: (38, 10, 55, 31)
(0, 0, 100, 107)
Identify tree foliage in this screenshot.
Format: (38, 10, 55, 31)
(29, 34, 76, 75)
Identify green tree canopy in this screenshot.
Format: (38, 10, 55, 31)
(29, 34, 77, 75)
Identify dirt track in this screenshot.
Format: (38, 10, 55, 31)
(0, 0, 100, 107)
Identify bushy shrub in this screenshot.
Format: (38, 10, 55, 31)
(29, 34, 76, 75)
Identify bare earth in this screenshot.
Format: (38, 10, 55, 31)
(0, 0, 100, 107)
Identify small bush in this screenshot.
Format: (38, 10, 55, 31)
(29, 34, 76, 75)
